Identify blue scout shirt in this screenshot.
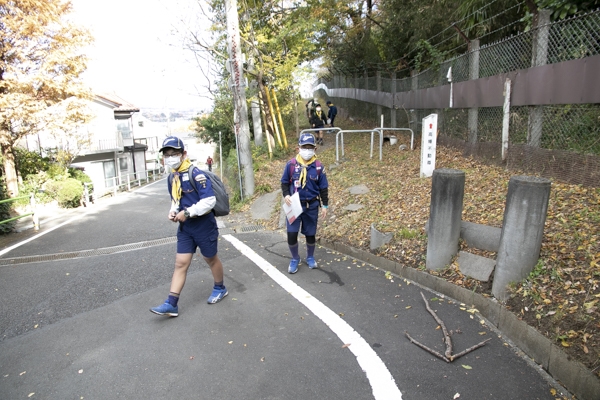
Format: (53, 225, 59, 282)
(281, 159, 328, 203)
(168, 167, 216, 219)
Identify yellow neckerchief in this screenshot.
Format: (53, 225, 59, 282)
(295, 153, 317, 189)
(171, 158, 193, 207)
(316, 110, 322, 118)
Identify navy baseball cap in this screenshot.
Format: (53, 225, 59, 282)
(159, 136, 185, 152)
(299, 133, 316, 147)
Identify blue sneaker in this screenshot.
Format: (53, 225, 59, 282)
(150, 301, 178, 317)
(288, 258, 300, 274)
(208, 286, 228, 304)
(306, 256, 317, 269)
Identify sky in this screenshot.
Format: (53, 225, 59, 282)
(69, 0, 214, 111)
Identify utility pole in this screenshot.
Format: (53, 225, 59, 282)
(225, 0, 254, 197)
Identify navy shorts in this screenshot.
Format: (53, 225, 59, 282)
(287, 199, 319, 236)
(176, 216, 219, 258)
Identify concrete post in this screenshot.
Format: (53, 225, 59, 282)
(426, 169, 465, 270)
(492, 176, 551, 301)
(250, 99, 264, 146)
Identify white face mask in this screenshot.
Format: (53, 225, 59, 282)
(164, 155, 182, 170)
(299, 148, 315, 161)
(316, 107, 321, 111)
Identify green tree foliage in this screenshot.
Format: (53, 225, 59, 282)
(193, 82, 236, 157)
(0, 0, 93, 197)
(13, 148, 51, 179)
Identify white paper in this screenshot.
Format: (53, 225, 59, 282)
(283, 192, 303, 224)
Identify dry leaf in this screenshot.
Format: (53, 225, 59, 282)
(342, 343, 351, 348)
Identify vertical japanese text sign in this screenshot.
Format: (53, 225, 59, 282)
(420, 114, 438, 178)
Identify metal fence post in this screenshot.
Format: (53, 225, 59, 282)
(30, 193, 39, 231)
(468, 39, 480, 143)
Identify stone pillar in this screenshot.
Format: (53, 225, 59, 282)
(492, 176, 551, 301)
(426, 169, 465, 270)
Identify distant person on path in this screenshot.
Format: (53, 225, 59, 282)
(281, 133, 329, 274)
(206, 156, 213, 172)
(305, 98, 317, 122)
(150, 136, 228, 317)
(309, 104, 328, 145)
(326, 100, 337, 128)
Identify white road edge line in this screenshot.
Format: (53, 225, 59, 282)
(0, 181, 165, 258)
(0, 213, 89, 257)
(222, 234, 402, 400)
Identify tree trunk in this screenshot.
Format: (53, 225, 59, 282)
(1, 142, 19, 197)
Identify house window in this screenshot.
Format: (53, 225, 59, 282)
(119, 157, 128, 171)
(116, 120, 132, 139)
(103, 161, 116, 187)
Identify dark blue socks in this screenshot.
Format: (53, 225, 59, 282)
(167, 293, 179, 307)
(289, 243, 300, 260)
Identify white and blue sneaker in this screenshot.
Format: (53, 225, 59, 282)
(208, 286, 228, 304)
(306, 256, 318, 269)
(150, 301, 179, 317)
(288, 258, 300, 274)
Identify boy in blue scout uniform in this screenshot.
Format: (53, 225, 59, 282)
(150, 136, 228, 317)
(281, 133, 329, 274)
(309, 104, 328, 145)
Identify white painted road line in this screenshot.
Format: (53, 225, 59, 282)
(223, 234, 403, 400)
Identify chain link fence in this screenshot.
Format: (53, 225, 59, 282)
(318, 10, 600, 186)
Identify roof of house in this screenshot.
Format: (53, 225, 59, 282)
(95, 92, 140, 113)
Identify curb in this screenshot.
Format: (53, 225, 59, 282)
(319, 238, 600, 400)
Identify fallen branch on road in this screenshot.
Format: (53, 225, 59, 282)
(405, 291, 492, 363)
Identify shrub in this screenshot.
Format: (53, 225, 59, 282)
(45, 178, 83, 208)
(47, 164, 68, 180)
(17, 172, 54, 206)
(0, 178, 15, 234)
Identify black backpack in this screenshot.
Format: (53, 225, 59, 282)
(168, 166, 230, 217)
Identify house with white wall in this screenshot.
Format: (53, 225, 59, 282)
(66, 93, 146, 197)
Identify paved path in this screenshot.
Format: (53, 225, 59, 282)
(0, 180, 565, 399)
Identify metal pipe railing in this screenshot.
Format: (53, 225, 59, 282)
(0, 194, 39, 230)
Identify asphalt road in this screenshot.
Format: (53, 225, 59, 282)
(0, 180, 565, 399)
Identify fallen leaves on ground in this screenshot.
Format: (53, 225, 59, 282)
(251, 118, 600, 377)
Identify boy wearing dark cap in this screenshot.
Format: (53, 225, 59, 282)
(281, 133, 329, 274)
(309, 104, 328, 145)
(150, 136, 228, 317)
(326, 100, 337, 128)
